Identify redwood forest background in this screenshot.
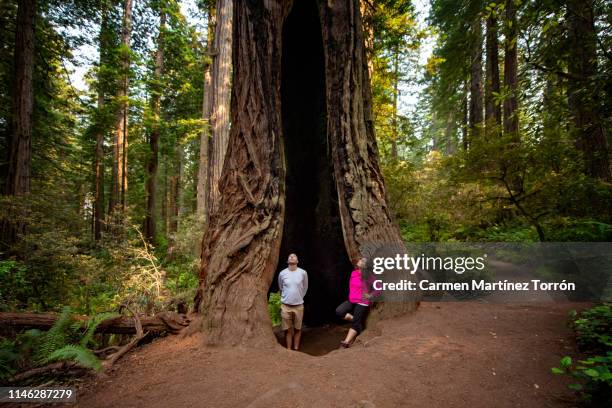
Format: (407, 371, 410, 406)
(0, 0, 611, 378)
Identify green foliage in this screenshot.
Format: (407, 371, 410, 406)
(0, 339, 19, 380)
(572, 304, 612, 353)
(80, 312, 117, 349)
(44, 345, 102, 372)
(32, 307, 76, 365)
(268, 292, 282, 327)
(0, 259, 29, 311)
(552, 304, 612, 404)
(0, 307, 109, 381)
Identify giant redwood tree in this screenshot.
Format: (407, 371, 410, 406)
(2, 0, 36, 246)
(193, 0, 416, 345)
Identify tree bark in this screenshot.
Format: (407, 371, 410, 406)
(193, 0, 290, 346)
(0, 311, 189, 335)
(161, 155, 168, 235)
(168, 143, 182, 236)
(485, 13, 501, 137)
(93, 8, 110, 241)
(94, 98, 105, 241)
(193, 0, 416, 346)
(469, 16, 483, 141)
(144, 10, 166, 244)
(196, 7, 215, 220)
(2, 0, 36, 245)
(444, 111, 456, 155)
(462, 85, 468, 150)
(207, 0, 233, 218)
(503, 0, 519, 140)
(110, 0, 132, 215)
(566, 0, 610, 180)
(391, 45, 399, 159)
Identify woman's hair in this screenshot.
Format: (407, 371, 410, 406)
(353, 256, 366, 268)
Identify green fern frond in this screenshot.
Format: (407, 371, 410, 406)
(44, 345, 101, 372)
(80, 312, 117, 348)
(34, 307, 75, 364)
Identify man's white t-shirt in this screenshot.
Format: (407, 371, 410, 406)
(278, 267, 308, 305)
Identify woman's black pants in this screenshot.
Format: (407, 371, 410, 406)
(335, 301, 369, 334)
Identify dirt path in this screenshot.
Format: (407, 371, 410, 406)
(77, 302, 586, 408)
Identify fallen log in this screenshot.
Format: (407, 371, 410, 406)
(0, 311, 189, 335)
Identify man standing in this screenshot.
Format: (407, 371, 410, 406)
(278, 253, 308, 351)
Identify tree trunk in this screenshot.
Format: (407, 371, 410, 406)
(207, 0, 233, 218)
(110, 0, 132, 215)
(144, 10, 166, 244)
(566, 0, 610, 180)
(462, 85, 468, 150)
(469, 17, 483, 141)
(485, 13, 501, 137)
(359, 0, 375, 77)
(503, 0, 519, 140)
(444, 111, 456, 155)
(94, 96, 105, 241)
(2, 0, 36, 246)
(193, 0, 415, 346)
(0, 312, 189, 335)
(161, 155, 168, 235)
(196, 6, 215, 220)
(391, 45, 399, 159)
(93, 8, 110, 241)
(168, 143, 182, 236)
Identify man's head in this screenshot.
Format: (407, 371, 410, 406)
(287, 253, 299, 266)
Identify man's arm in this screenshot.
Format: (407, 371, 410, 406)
(303, 270, 308, 294)
(278, 272, 283, 295)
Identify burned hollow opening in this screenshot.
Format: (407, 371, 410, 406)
(271, 0, 353, 327)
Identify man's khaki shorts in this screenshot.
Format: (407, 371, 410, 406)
(281, 303, 304, 330)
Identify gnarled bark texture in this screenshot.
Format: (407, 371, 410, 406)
(194, 0, 415, 346)
(193, 0, 290, 346)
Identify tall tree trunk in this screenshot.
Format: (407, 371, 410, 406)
(93, 86, 105, 240)
(196, 7, 215, 220)
(391, 45, 399, 159)
(469, 17, 484, 141)
(196, 6, 216, 222)
(110, 0, 132, 215)
(444, 111, 456, 155)
(168, 143, 182, 236)
(2, 0, 36, 246)
(94, 7, 109, 241)
(207, 0, 233, 218)
(462, 84, 468, 150)
(144, 10, 166, 244)
(503, 0, 519, 140)
(485, 13, 501, 137)
(194, 0, 415, 346)
(161, 155, 168, 236)
(566, 0, 610, 180)
(359, 0, 375, 77)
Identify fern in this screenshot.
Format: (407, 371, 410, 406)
(80, 312, 116, 349)
(34, 306, 75, 364)
(44, 345, 101, 372)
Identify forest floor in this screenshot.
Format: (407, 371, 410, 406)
(76, 302, 587, 408)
